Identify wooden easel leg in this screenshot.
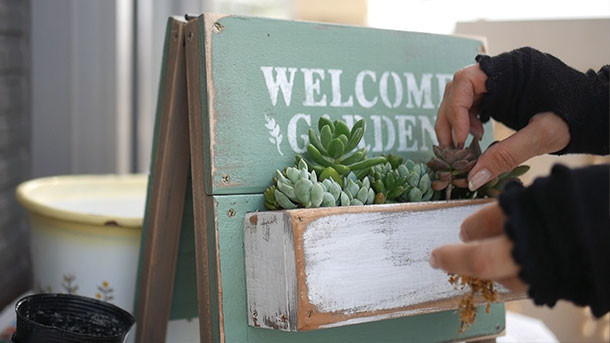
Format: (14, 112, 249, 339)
(135, 17, 190, 342)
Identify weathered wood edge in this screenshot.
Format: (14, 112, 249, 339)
(244, 211, 297, 331)
(135, 16, 190, 342)
(202, 13, 227, 197)
(186, 15, 223, 343)
(203, 13, 233, 343)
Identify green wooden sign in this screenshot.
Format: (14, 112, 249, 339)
(136, 14, 503, 343)
(201, 14, 492, 195)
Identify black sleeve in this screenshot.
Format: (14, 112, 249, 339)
(475, 47, 609, 155)
(499, 164, 610, 317)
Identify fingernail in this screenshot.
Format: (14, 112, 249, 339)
(468, 168, 491, 191)
(451, 128, 458, 148)
(429, 254, 439, 268)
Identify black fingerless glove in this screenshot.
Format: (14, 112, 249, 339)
(499, 164, 610, 317)
(476, 47, 609, 155)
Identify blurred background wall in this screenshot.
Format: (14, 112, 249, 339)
(1, 0, 608, 340)
(0, 0, 31, 308)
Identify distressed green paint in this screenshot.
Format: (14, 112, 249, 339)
(169, 174, 199, 320)
(205, 15, 492, 195)
(214, 194, 505, 342)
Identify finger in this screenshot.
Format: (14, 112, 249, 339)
(467, 112, 570, 191)
(445, 66, 487, 148)
(496, 277, 528, 294)
(435, 82, 454, 147)
(430, 235, 519, 280)
(445, 78, 474, 148)
(460, 203, 506, 242)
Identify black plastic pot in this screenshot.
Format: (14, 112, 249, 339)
(13, 293, 134, 343)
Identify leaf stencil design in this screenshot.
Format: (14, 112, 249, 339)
(265, 114, 284, 156)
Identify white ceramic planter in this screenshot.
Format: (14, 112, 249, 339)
(16, 174, 147, 314)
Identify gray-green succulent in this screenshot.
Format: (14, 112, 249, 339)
(264, 160, 375, 210)
(369, 158, 435, 204)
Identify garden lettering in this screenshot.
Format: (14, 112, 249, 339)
(261, 66, 452, 155)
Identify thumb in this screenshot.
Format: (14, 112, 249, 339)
(467, 112, 569, 191)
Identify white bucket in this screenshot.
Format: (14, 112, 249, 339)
(16, 174, 147, 314)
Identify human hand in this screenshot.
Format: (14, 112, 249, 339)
(435, 64, 571, 191)
(428, 202, 528, 293)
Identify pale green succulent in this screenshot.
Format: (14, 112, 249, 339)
(340, 172, 376, 206)
(398, 160, 434, 202)
(264, 160, 374, 210)
(369, 159, 435, 204)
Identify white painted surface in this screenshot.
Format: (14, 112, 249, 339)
(244, 211, 297, 330)
(303, 205, 485, 314)
(244, 201, 513, 331)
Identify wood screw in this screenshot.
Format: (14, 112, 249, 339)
(221, 174, 230, 183)
(214, 22, 224, 32)
(227, 209, 236, 218)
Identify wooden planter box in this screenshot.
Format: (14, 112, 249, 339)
(245, 199, 519, 331)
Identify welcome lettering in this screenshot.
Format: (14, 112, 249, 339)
(260, 66, 451, 155)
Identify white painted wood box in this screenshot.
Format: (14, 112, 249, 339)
(244, 199, 520, 331)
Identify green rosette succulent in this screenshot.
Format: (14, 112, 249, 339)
(298, 117, 386, 184)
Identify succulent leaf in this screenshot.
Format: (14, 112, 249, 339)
(308, 128, 327, 155)
(275, 189, 297, 209)
(318, 117, 334, 132)
(334, 120, 350, 138)
(320, 125, 333, 148)
(327, 138, 345, 159)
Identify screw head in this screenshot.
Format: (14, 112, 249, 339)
(227, 209, 236, 217)
(214, 22, 224, 32)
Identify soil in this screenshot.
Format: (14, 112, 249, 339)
(25, 308, 124, 337)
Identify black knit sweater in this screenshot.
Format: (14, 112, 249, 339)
(476, 47, 609, 317)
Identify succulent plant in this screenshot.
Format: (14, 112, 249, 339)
(427, 140, 480, 200)
(299, 117, 386, 183)
(340, 172, 376, 206)
(369, 158, 435, 204)
(398, 160, 435, 203)
(264, 160, 375, 210)
(427, 140, 529, 200)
